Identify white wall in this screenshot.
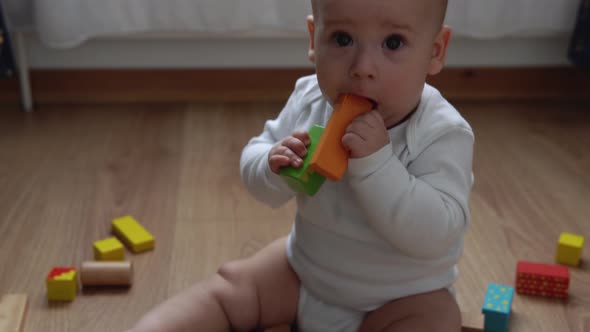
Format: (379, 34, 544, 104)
(23, 33, 573, 69)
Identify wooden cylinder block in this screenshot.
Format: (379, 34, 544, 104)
(80, 261, 133, 286)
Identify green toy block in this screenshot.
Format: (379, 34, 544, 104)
(280, 125, 326, 196)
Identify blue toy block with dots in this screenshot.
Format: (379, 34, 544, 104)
(482, 283, 514, 332)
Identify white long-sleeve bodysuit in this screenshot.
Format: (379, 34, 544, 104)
(240, 75, 474, 315)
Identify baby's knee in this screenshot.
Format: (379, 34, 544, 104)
(212, 260, 260, 329)
(411, 290, 461, 331)
(216, 260, 259, 296)
(217, 260, 250, 284)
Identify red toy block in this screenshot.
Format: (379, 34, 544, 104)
(516, 261, 569, 299)
(47, 267, 76, 279)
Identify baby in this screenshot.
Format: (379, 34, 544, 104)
(129, 0, 474, 331)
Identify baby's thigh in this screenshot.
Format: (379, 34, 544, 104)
(220, 236, 300, 328)
(359, 289, 461, 332)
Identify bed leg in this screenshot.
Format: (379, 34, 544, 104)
(14, 30, 33, 112)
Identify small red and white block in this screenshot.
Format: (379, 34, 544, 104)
(516, 261, 569, 299)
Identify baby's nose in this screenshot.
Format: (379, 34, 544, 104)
(349, 47, 377, 80)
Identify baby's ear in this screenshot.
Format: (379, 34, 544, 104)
(428, 26, 451, 75)
(307, 15, 316, 63)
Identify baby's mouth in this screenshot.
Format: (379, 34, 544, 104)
(356, 96, 378, 110)
(341, 93, 378, 110)
(366, 98, 379, 110)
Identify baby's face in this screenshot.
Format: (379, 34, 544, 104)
(309, 0, 448, 127)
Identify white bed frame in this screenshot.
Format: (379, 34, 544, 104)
(13, 30, 572, 112)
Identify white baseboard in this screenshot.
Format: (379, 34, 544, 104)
(22, 32, 573, 69)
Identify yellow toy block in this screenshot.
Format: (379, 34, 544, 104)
(556, 232, 584, 266)
(93, 237, 125, 261)
(46, 267, 77, 301)
(112, 216, 155, 253)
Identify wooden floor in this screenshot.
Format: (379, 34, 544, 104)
(0, 100, 588, 332)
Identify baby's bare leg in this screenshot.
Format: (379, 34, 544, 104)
(128, 237, 299, 332)
(359, 289, 461, 332)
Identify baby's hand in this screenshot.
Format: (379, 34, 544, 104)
(342, 110, 390, 158)
(268, 131, 311, 174)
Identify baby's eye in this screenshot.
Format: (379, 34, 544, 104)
(333, 32, 353, 47)
(384, 34, 404, 50)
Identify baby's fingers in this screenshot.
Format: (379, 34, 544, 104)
(341, 132, 365, 158)
(282, 135, 309, 159)
(269, 144, 306, 173)
(292, 131, 311, 147)
(269, 154, 293, 174)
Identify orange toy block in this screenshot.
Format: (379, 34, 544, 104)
(309, 94, 373, 181)
(516, 261, 569, 299)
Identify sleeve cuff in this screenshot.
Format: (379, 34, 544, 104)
(264, 152, 296, 193)
(348, 144, 394, 178)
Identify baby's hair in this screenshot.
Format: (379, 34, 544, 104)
(312, 0, 449, 27)
(439, 0, 449, 27)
